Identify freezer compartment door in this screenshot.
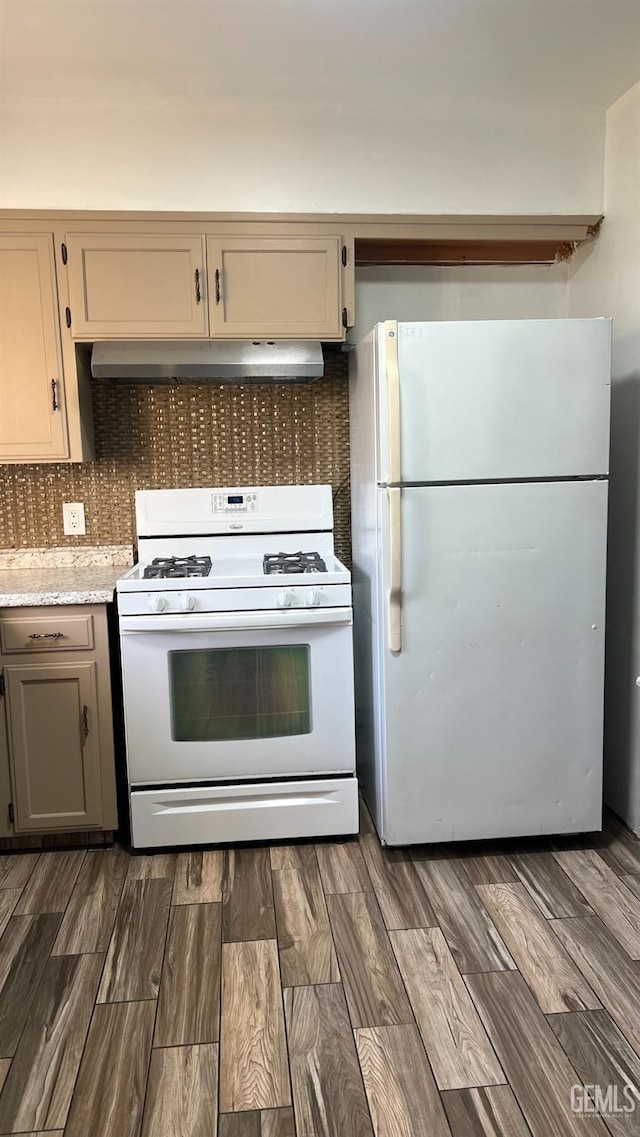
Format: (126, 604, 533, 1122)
(379, 480, 607, 844)
(378, 319, 611, 484)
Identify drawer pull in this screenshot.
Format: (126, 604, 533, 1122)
(82, 704, 89, 739)
(28, 632, 64, 640)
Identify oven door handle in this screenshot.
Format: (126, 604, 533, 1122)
(119, 607, 353, 634)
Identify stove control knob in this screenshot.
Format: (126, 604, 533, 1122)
(277, 590, 293, 608)
(149, 595, 167, 613)
(305, 588, 321, 607)
(180, 594, 197, 612)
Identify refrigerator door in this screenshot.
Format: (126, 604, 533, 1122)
(377, 319, 611, 484)
(376, 480, 607, 844)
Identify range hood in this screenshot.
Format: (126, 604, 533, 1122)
(91, 340, 324, 383)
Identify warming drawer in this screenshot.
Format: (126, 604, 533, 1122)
(129, 777, 359, 847)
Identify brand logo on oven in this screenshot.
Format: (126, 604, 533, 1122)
(229, 523, 244, 530)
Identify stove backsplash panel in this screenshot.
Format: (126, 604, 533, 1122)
(0, 351, 351, 564)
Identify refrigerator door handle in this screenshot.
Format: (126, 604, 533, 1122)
(384, 320, 401, 485)
(388, 486, 402, 653)
(384, 323, 402, 651)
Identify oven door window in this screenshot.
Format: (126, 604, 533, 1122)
(169, 645, 311, 742)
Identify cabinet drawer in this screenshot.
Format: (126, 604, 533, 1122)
(0, 613, 94, 653)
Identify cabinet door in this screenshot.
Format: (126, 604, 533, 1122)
(4, 662, 103, 831)
(207, 236, 343, 339)
(0, 235, 68, 461)
(0, 699, 14, 838)
(66, 234, 208, 338)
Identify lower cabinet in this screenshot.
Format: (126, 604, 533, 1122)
(0, 604, 118, 837)
(3, 662, 103, 831)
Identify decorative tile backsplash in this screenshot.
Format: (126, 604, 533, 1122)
(0, 349, 351, 563)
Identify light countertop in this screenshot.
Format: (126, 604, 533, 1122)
(0, 546, 133, 608)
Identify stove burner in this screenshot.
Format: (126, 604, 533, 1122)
(143, 556, 212, 580)
(263, 551, 327, 575)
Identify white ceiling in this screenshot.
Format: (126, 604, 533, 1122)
(1, 0, 639, 113)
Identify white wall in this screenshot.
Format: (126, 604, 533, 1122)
(352, 263, 568, 343)
(0, 97, 605, 214)
(568, 83, 640, 831)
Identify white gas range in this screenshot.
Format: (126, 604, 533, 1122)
(116, 485, 358, 848)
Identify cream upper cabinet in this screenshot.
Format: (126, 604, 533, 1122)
(207, 236, 345, 339)
(0, 234, 69, 461)
(66, 233, 208, 339)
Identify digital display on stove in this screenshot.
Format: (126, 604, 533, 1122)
(227, 495, 243, 504)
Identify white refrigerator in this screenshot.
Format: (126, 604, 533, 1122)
(349, 319, 611, 845)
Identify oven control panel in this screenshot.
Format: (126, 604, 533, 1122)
(211, 492, 258, 514)
(277, 588, 322, 608)
(118, 583, 352, 617)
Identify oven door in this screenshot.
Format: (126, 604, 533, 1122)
(119, 607, 355, 784)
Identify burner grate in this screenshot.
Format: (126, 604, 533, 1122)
(143, 555, 212, 580)
(263, 551, 327, 575)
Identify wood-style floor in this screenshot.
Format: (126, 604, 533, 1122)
(0, 806, 638, 1135)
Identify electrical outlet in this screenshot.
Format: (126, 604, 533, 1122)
(62, 502, 86, 536)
